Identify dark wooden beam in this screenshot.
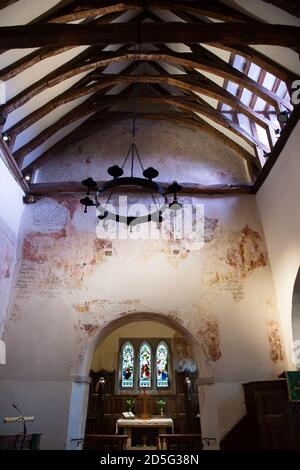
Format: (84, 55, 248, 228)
(0, 0, 20, 10)
(187, 44, 290, 110)
(29, 181, 252, 196)
(169, 9, 299, 88)
(262, 0, 300, 18)
(0, 23, 299, 48)
(0, 140, 29, 192)
(13, 101, 119, 166)
(3, 48, 287, 124)
(253, 104, 300, 192)
(7, 72, 276, 144)
(83, 73, 277, 129)
(22, 112, 109, 173)
(0, 11, 124, 82)
(19, 108, 257, 171)
(4, 69, 275, 133)
(47, 0, 259, 24)
(10, 92, 264, 154)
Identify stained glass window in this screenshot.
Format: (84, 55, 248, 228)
(139, 342, 152, 387)
(156, 342, 169, 387)
(121, 342, 134, 388)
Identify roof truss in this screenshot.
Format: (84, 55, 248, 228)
(0, 0, 299, 195)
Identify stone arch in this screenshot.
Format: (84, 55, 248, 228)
(66, 310, 218, 450)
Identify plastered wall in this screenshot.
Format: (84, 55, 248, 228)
(0, 189, 286, 446)
(257, 121, 300, 369)
(0, 155, 24, 357)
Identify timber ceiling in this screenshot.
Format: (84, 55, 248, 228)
(0, 0, 299, 195)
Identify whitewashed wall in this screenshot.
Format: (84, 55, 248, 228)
(0, 155, 24, 361)
(257, 121, 300, 369)
(0, 190, 286, 447)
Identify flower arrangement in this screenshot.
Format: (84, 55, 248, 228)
(126, 398, 136, 411)
(157, 399, 166, 415)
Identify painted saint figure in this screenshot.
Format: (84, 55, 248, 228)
(139, 343, 152, 387)
(121, 342, 134, 387)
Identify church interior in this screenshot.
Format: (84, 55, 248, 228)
(0, 0, 300, 451)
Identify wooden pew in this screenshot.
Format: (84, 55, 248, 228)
(84, 434, 128, 450)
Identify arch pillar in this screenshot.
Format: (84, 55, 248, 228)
(292, 268, 300, 369)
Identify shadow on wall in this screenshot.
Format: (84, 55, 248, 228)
(292, 268, 300, 369)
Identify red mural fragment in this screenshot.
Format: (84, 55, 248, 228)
(267, 320, 285, 364)
(226, 225, 267, 273)
(197, 318, 222, 362)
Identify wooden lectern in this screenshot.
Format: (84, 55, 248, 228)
(1, 404, 41, 450)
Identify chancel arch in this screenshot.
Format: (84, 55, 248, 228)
(66, 311, 217, 450)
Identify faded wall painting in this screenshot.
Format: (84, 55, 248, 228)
(0, 217, 16, 337)
(4, 194, 286, 384)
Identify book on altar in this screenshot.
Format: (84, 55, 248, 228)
(122, 412, 135, 419)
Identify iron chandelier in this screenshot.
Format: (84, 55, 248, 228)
(80, 44, 182, 226)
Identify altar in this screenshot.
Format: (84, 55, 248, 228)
(116, 418, 174, 449)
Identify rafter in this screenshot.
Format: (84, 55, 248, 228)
(0, 10, 125, 82)
(0, 139, 29, 193)
(3, 47, 289, 122)
(8, 94, 265, 154)
(47, 1, 141, 23)
(22, 111, 112, 173)
(13, 101, 116, 167)
(1, 9, 158, 115)
(89, 73, 277, 129)
(6, 54, 138, 147)
(261, 0, 300, 18)
(0, 46, 98, 115)
(0, 0, 20, 10)
(5, 71, 277, 148)
(0, 23, 299, 49)
(170, 9, 299, 87)
(47, 0, 260, 24)
(14, 104, 258, 169)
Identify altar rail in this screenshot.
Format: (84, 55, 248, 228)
(157, 433, 203, 451)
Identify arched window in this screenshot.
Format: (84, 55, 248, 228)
(121, 342, 134, 388)
(139, 342, 152, 388)
(156, 342, 169, 388)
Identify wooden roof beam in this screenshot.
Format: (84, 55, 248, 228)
(13, 100, 116, 167)
(15, 106, 258, 170)
(90, 73, 277, 129)
(169, 9, 299, 88)
(0, 23, 299, 48)
(47, 0, 260, 24)
(0, 0, 20, 10)
(0, 10, 126, 82)
(261, 0, 300, 18)
(7, 86, 264, 156)
(2, 48, 288, 116)
(7, 71, 276, 139)
(29, 181, 252, 196)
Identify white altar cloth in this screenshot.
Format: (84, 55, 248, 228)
(116, 418, 174, 433)
(116, 418, 174, 449)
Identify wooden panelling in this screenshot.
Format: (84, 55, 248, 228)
(221, 379, 300, 450)
(85, 369, 201, 437)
